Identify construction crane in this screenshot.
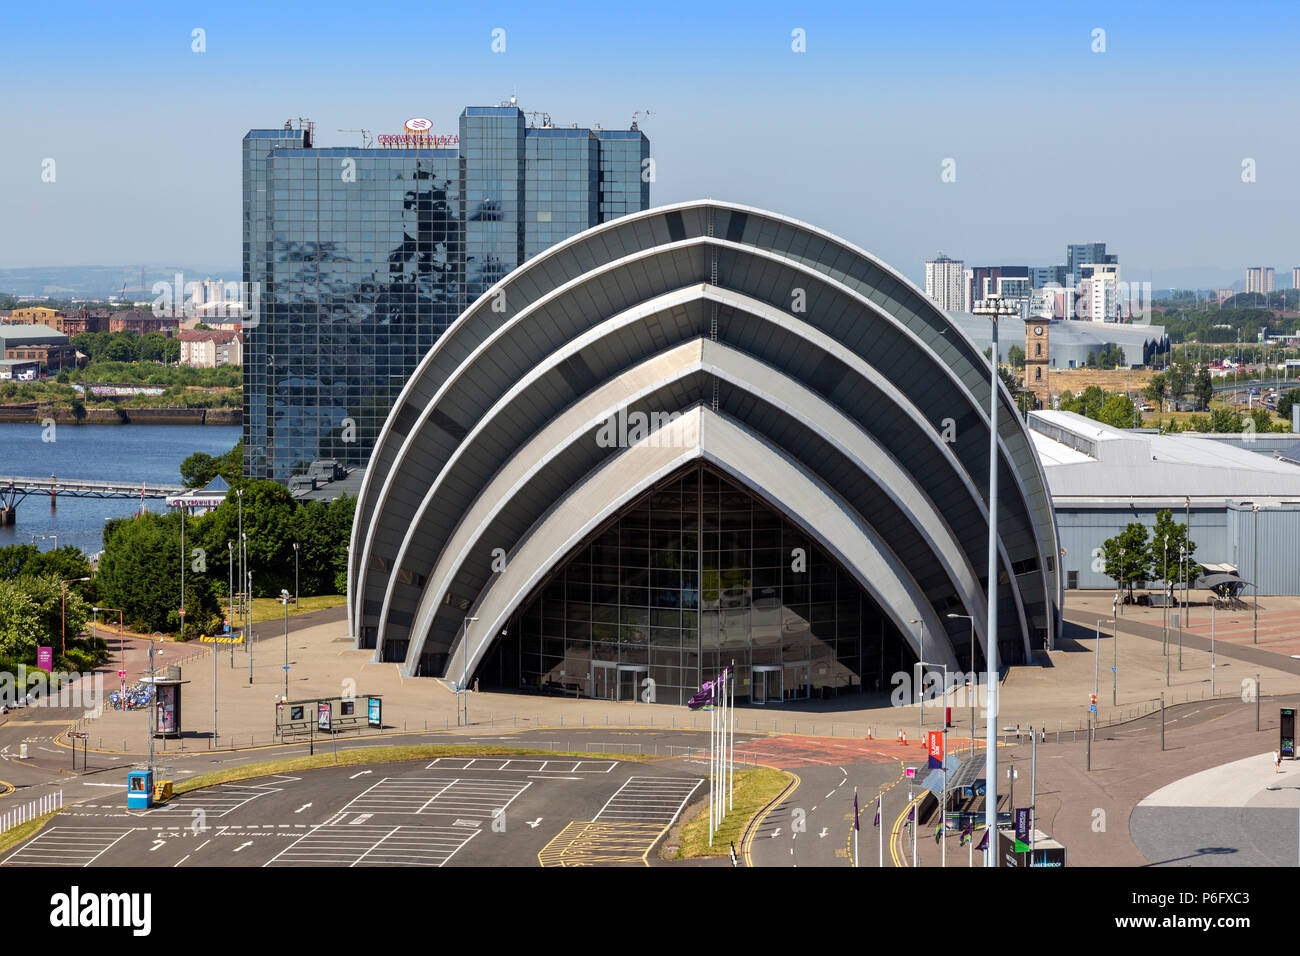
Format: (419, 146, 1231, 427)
(630, 110, 654, 131)
(338, 128, 373, 147)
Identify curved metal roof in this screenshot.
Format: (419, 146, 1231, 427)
(348, 200, 1062, 676)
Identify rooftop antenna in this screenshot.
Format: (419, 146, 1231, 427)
(630, 109, 654, 131)
(338, 128, 373, 147)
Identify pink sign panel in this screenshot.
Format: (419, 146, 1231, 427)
(37, 647, 53, 672)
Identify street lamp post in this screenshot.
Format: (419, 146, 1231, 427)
(228, 542, 235, 668)
(973, 294, 1018, 867)
(247, 567, 253, 685)
(60, 577, 91, 656)
(293, 542, 300, 610)
(459, 616, 480, 727)
(947, 612, 977, 756)
(179, 506, 186, 641)
(1253, 504, 1259, 645)
(910, 618, 925, 732)
(280, 589, 291, 700)
(1162, 534, 1169, 655)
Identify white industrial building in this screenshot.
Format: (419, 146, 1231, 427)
(1031, 410, 1300, 594)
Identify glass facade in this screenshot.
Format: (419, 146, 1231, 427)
(242, 109, 651, 481)
(481, 466, 913, 706)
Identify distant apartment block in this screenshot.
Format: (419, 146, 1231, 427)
(179, 329, 242, 368)
(1292, 267, 1300, 292)
(924, 254, 966, 311)
(107, 309, 178, 335)
(1246, 266, 1275, 295)
(1066, 242, 1117, 286)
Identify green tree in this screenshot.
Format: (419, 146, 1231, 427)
(1007, 344, 1025, 369)
(1144, 373, 1166, 404)
(1248, 409, 1275, 435)
(1210, 408, 1243, 433)
(179, 441, 243, 488)
(0, 581, 43, 658)
(1150, 509, 1196, 588)
(1101, 522, 1150, 602)
(1277, 388, 1300, 421)
(1193, 368, 1214, 410)
(1165, 363, 1189, 400)
(1096, 393, 1137, 428)
(139, 332, 166, 362)
(104, 332, 139, 363)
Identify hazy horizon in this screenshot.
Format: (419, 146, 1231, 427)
(2, 0, 1296, 292)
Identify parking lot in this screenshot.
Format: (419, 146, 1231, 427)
(0, 754, 703, 868)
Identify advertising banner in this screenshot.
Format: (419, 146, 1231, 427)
(37, 647, 53, 672)
(926, 730, 944, 769)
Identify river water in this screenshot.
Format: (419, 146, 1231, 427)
(0, 423, 241, 556)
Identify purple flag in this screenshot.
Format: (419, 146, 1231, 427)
(873, 798, 880, 828)
(853, 791, 859, 831)
(687, 679, 716, 711)
(975, 827, 989, 852)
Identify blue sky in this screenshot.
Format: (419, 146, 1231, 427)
(0, 0, 1296, 288)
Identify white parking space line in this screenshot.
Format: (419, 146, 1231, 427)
(265, 825, 479, 867)
(341, 777, 532, 818)
(144, 778, 292, 818)
(594, 777, 702, 826)
(2, 827, 137, 867)
(424, 757, 617, 773)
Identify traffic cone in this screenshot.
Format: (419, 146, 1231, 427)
(901, 730, 907, 746)
(865, 726, 872, 740)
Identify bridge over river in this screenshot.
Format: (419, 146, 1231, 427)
(0, 476, 185, 525)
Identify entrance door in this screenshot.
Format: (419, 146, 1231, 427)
(753, 666, 782, 704)
(591, 662, 616, 700)
(617, 666, 648, 702)
(784, 661, 810, 701)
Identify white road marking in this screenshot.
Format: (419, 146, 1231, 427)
(593, 776, 702, 826)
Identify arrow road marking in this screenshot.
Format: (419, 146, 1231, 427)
(819, 827, 829, 838)
(526, 817, 543, 828)
(149, 840, 165, 852)
(294, 803, 312, 814)
(349, 771, 372, 780)
(234, 841, 253, 852)
(771, 827, 782, 838)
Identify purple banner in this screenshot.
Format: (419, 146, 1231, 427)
(37, 647, 53, 672)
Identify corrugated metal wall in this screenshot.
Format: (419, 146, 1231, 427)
(1229, 503, 1300, 596)
(1057, 504, 1236, 590)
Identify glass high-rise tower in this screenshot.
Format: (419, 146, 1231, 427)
(241, 106, 650, 481)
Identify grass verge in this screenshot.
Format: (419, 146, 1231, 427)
(172, 745, 648, 795)
(674, 766, 791, 858)
(0, 811, 58, 857)
(248, 594, 347, 625)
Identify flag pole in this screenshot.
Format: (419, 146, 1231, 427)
(942, 725, 948, 868)
(877, 795, 883, 867)
(853, 787, 858, 867)
(708, 688, 715, 846)
(729, 660, 735, 812)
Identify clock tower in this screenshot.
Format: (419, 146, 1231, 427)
(1025, 321, 1050, 408)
